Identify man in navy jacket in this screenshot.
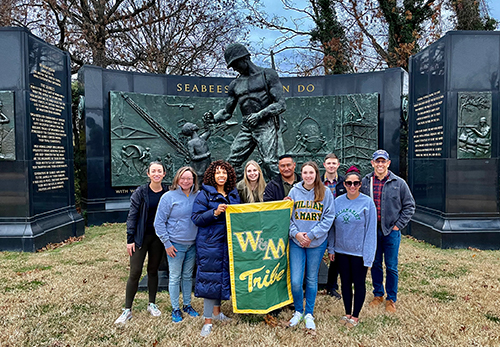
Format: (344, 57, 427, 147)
(263, 154, 299, 201)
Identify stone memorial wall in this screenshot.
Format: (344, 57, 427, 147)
(408, 31, 500, 249)
(109, 92, 379, 187)
(0, 28, 84, 251)
(80, 66, 406, 225)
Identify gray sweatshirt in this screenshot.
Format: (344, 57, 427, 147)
(288, 182, 335, 248)
(328, 193, 377, 267)
(154, 187, 199, 249)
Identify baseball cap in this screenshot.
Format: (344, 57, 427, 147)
(372, 149, 390, 160)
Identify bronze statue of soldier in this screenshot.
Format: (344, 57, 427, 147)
(205, 43, 286, 179)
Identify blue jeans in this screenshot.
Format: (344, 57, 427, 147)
(167, 242, 196, 310)
(371, 228, 401, 302)
(289, 239, 327, 315)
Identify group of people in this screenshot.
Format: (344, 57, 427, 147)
(114, 149, 415, 337)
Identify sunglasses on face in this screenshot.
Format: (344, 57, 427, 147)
(345, 181, 361, 187)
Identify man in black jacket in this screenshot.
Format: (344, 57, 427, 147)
(322, 153, 345, 300)
(263, 154, 298, 316)
(263, 154, 298, 201)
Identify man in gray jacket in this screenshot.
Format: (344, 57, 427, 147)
(360, 149, 415, 313)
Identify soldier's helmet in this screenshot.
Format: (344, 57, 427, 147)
(224, 43, 250, 67)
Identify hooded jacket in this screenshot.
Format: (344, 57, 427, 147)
(154, 186, 199, 249)
(126, 183, 168, 248)
(288, 182, 335, 248)
(191, 184, 240, 300)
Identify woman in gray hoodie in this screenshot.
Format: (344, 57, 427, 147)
(328, 167, 376, 329)
(287, 161, 335, 331)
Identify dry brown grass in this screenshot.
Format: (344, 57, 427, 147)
(1, 224, 499, 347)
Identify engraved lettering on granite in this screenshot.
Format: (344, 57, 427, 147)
(30, 63, 69, 191)
(413, 90, 444, 158)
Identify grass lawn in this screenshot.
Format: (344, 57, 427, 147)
(1, 223, 499, 346)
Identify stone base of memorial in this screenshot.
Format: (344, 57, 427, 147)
(408, 31, 500, 250)
(0, 28, 84, 251)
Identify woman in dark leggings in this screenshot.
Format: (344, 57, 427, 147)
(327, 167, 377, 328)
(114, 161, 168, 324)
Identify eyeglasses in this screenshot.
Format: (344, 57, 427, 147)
(345, 181, 361, 187)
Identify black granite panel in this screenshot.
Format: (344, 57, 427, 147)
(446, 158, 498, 213)
(0, 29, 25, 89)
(448, 33, 500, 91)
(85, 157, 106, 200)
(281, 76, 325, 97)
(133, 73, 167, 95)
(0, 160, 29, 217)
(0, 28, 84, 251)
(103, 70, 134, 96)
(166, 75, 233, 97)
(28, 35, 73, 215)
(408, 31, 500, 249)
(412, 159, 445, 212)
(79, 67, 103, 110)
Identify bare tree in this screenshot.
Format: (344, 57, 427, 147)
(121, 0, 247, 76)
(244, 0, 448, 73)
(0, 0, 13, 26)
(8, 0, 246, 75)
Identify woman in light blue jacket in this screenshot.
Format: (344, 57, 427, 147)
(154, 166, 200, 323)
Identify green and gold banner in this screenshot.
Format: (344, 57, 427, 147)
(226, 200, 293, 314)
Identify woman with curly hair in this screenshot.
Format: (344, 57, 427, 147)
(236, 160, 266, 203)
(191, 160, 240, 337)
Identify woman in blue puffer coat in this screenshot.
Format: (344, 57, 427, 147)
(191, 160, 240, 337)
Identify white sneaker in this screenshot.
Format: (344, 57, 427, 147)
(200, 324, 212, 337)
(212, 312, 231, 321)
(114, 309, 132, 324)
(304, 313, 316, 330)
(288, 311, 303, 327)
(147, 303, 161, 317)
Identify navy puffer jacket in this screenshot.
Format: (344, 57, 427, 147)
(191, 184, 240, 300)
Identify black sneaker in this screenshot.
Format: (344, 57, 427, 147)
(327, 289, 342, 300)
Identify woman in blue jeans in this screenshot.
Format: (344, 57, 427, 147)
(287, 161, 335, 331)
(154, 166, 200, 323)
